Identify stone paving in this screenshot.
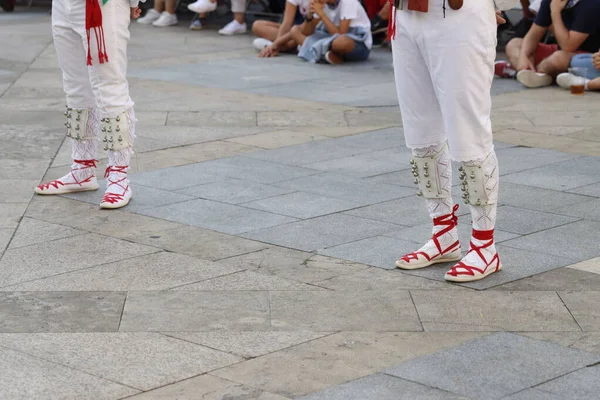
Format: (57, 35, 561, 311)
(2, 7, 600, 400)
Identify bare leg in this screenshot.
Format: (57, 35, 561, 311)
(505, 38, 522, 68)
(290, 25, 307, 45)
(165, 0, 176, 13)
(536, 50, 575, 77)
(234, 12, 245, 24)
(588, 77, 600, 90)
(252, 20, 281, 41)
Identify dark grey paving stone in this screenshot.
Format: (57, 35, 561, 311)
(502, 156, 600, 191)
(385, 332, 600, 400)
(318, 236, 422, 270)
(552, 198, 600, 222)
(332, 128, 405, 151)
(403, 244, 575, 290)
(138, 199, 297, 235)
(498, 182, 594, 213)
(304, 147, 411, 178)
(242, 191, 364, 219)
(184, 156, 320, 184)
(176, 178, 295, 204)
(494, 146, 580, 176)
(494, 206, 580, 235)
(501, 220, 600, 262)
(568, 182, 600, 197)
(242, 214, 402, 252)
(62, 182, 196, 212)
(130, 164, 225, 191)
(298, 374, 467, 400)
(274, 173, 415, 206)
(504, 365, 600, 400)
(0, 292, 126, 333)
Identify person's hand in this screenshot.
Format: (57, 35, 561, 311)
(259, 45, 279, 58)
(550, 0, 567, 15)
(310, 0, 324, 16)
(130, 7, 141, 19)
(517, 54, 536, 72)
(495, 11, 506, 25)
(593, 51, 600, 70)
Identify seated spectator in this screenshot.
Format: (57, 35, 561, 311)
(495, 0, 600, 88)
(291, 0, 372, 65)
(556, 50, 600, 90)
(137, 0, 179, 26)
(252, 0, 310, 56)
(188, 0, 247, 35)
(0, 0, 15, 12)
(362, 0, 389, 46)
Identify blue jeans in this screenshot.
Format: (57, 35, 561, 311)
(570, 54, 600, 80)
(344, 40, 370, 62)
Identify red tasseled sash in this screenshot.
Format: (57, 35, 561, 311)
(85, 0, 109, 65)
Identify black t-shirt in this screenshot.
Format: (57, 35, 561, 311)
(535, 0, 600, 52)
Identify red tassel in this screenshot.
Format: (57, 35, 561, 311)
(86, 0, 108, 66)
(387, 0, 396, 40)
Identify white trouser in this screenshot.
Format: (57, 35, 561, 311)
(52, 0, 134, 117)
(391, 0, 497, 161)
(231, 0, 245, 13)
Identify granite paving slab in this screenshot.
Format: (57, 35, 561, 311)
(567, 257, 600, 274)
(119, 291, 270, 332)
(559, 291, 600, 331)
(493, 206, 580, 235)
(495, 267, 600, 291)
(0, 292, 126, 333)
(568, 182, 600, 197)
(552, 198, 600, 222)
(0, 347, 138, 400)
(304, 147, 411, 178)
(500, 220, 600, 262)
(173, 270, 323, 291)
(138, 198, 298, 235)
(129, 164, 226, 191)
(2, 252, 243, 291)
(298, 373, 468, 400)
(0, 202, 28, 229)
(269, 290, 421, 331)
(410, 291, 580, 331)
(385, 332, 600, 399)
(494, 146, 580, 175)
(521, 332, 600, 355)
(8, 217, 85, 249)
(0, 233, 157, 288)
(504, 366, 600, 400)
(242, 213, 402, 252)
(165, 331, 332, 359)
(176, 178, 295, 204)
(0, 332, 242, 391)
(497, 182, 594, 213)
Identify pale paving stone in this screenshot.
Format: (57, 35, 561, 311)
(0, 228, 13, 253)
(257, 111, 347, 128)
(526, 110, 600, 127)
(0, 292, 126, 333)
(127, 225, 270, 261)
(177, 179, 296, 205)
(270, 290, 421, 331)
(212, 331, 486, 398)
(0, 158, 50, 180)
(344, 109, 401, 127)
(568, 182, 600, 197)
(505, 366, 600, 400)
(0, 347, 138, 400)
(4, 252, 242, 291)
(0, 202, 27, 229)
(567, 257, 600, 274)
(216, 249, 369, 284)
(496, 267, 600, 291)
(226, 129, 330, 149)
(166, 331, 332, 359)
(0, 180, 37, 202)
(128, 374, 290, 400)
(522, 332, 600, 354)
(119, 291, 270, 332)
(411, 290, 581, 331)
(0, 333, 242, 391)
(166, 111, 258, 127)
(173, 270, 323, 291)
(559, 291, 600, 331)
(9, 217, 85, 249)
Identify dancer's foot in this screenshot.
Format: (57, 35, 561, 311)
(35, 160, 98, 195)
(396, 205, 462, 270)
(100, 166, 132, 209)
(445, 229, 501, 282)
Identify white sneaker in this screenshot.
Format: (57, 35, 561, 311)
(137, 8, 161, 24)
(556, 72, 589, 90)
(187, 0, 217, 14)
(253, 38, 273, 51)
(152, 11, 178, 27)
(218, 20, 247, 35)
(516, 69, 553, 88)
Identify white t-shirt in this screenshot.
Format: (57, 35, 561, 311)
(320, 0, 373, 49)
(287, 0, 311, 17)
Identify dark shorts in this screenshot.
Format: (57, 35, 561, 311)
(344, 40, 371, 62)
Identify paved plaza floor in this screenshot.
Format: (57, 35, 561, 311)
(2, 8, 600, 400)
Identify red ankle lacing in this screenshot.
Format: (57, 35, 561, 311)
(446, 229, 500, 278)
(400, 204, 460, 263)
(102, 165, 129, 204)
(37, 159, 97, 190)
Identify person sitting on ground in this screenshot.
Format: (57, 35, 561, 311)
(556, 49, 600, 90)
(496, 0, 600, 88)
(137, 0, 179, 26)
(367, 0, 389, 46)
(187, 0, 248, 35)
(252, 0, 311, 56)
(291, 0, 372, 65)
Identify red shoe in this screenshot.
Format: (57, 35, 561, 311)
(445, 229, 502, 283)
(396, 205, 462, 270)
(494, 60, 516, 79)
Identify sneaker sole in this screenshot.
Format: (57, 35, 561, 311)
(395, 253, 463, 270)
(517, 71, 552, 88)
(34, 185, 99, 195)
(444, 263, 502, 283)
(187, 4, 216, 13)
(100, 197, 132, 209)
